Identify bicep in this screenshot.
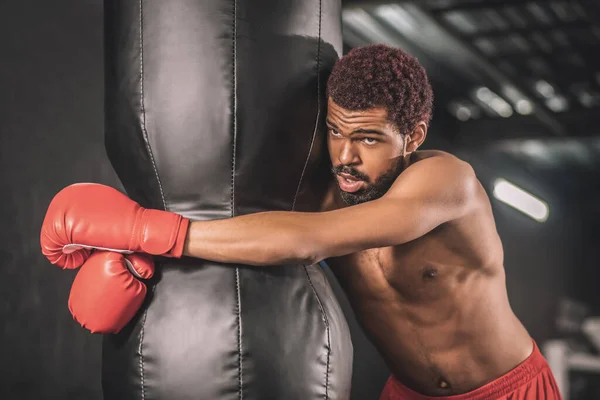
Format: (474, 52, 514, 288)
(310, 157, 477, 260)
(310, 196, 442, 260)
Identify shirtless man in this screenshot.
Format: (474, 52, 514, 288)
(41, 44, 561, 399)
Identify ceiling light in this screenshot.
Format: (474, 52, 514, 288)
(490, 98, 513, 117)
(475, 87, 494, 102)
(515, 99, 534, 115)
(493, 179, 549, 222)
(534, 80, 555, 98)
(545, 95, 569, 112)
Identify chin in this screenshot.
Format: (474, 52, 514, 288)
(339, 189, 369, 206)
(339, 184, 390, 206)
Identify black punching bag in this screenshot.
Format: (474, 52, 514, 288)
(102, 1, 353, 399)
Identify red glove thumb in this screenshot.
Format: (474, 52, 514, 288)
(68, 251, 155, 334)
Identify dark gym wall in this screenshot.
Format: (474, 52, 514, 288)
(462, 152, 582, 344)
(1, 1, 112, 399)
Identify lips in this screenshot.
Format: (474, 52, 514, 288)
(336, 173, 364, 193)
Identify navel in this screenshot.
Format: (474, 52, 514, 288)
(439, 379, 450, 389)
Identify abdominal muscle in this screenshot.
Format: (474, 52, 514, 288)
(328, 247, 533, 396)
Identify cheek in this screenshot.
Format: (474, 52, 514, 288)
(327, 138, 340, 158)
(360, 148, 396, 180)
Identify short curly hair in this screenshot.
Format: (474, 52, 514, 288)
(326, 44, 434, 135)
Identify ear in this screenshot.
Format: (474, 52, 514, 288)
(406, 121, 427, 153)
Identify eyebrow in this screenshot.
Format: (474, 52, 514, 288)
(326, 119, 387, 136)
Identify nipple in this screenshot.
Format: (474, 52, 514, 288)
(423, 268, 438, 280)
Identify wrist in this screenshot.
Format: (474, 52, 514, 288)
(165, 216, 190, 258)
(137, 209, 190, 257)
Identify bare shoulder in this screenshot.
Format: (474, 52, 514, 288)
(411, 150, 470, 169)
(402, 150, 475, 184)
(390, 150, 479, 206)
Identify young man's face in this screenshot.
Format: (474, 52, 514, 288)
(326, 97, 406, 205)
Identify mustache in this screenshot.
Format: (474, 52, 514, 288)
(331, 165, 370, 182)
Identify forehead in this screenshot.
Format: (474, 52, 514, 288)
(327, 97, 389, 127)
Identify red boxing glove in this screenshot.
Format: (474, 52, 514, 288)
(40, 183, 190, 269)
(69, 251, 154, 334)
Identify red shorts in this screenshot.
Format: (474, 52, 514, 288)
(380, 341, 562, 400)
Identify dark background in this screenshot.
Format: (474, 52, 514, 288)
(2, 0, 600, 399)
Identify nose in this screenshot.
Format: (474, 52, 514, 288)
(337, 141, 360, 166)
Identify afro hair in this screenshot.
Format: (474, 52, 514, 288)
(326, 44, 434, 135)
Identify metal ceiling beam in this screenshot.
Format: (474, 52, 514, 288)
(452, 110, 600, 144)
(376, 3, 567, 136)
(343, 0, 412, 7)
(453, 115, 552, 144)
(425, 0, 570, 13)
(458, 21, 593, 39)
(341, 9, 473, 94)
(486, 48, 598, 61)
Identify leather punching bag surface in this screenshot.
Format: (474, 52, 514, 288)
(103, 1, 352, 399)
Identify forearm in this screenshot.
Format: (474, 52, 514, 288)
(181, 197, 427, 266)
(183, 211, 322, 266)
(181, 157, 475, 267)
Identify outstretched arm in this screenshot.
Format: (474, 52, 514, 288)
(183, 156, 478, 266)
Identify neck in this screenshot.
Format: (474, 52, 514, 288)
(402, 151, 414, 172)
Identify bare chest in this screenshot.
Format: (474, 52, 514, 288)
(329, 237, 458, 305)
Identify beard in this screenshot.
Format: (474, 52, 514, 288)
(331, 160, 403, 206)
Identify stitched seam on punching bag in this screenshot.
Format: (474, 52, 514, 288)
(138, 2, 147, 398)
(303, 266, 331, 400)
(138, 1, 170, 398)
(230, 0, 243, 399)
(291, 0, 323, 211)
(138, 5, 167, 211)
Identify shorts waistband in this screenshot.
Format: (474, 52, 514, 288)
(387, 340, 549, 400)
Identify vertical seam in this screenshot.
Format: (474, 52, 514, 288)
(138, 2, 147, 398)
(291, 0, 323, 211)
(138, 1, 169, 399)
(138, 285, 155, 400)
(230, 0, 243, 399)
(303, 266, 331, 400)
(138, 0, 167, 211)
(235, 267, 243, 400)
(293, 1, 328, 397)
(229, 3, 237, 214)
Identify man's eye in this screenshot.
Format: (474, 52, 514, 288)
(362, 137, 378, 145)
(329, 129, 342, 137)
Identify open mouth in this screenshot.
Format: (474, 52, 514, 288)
(336, 173, 364, 193)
